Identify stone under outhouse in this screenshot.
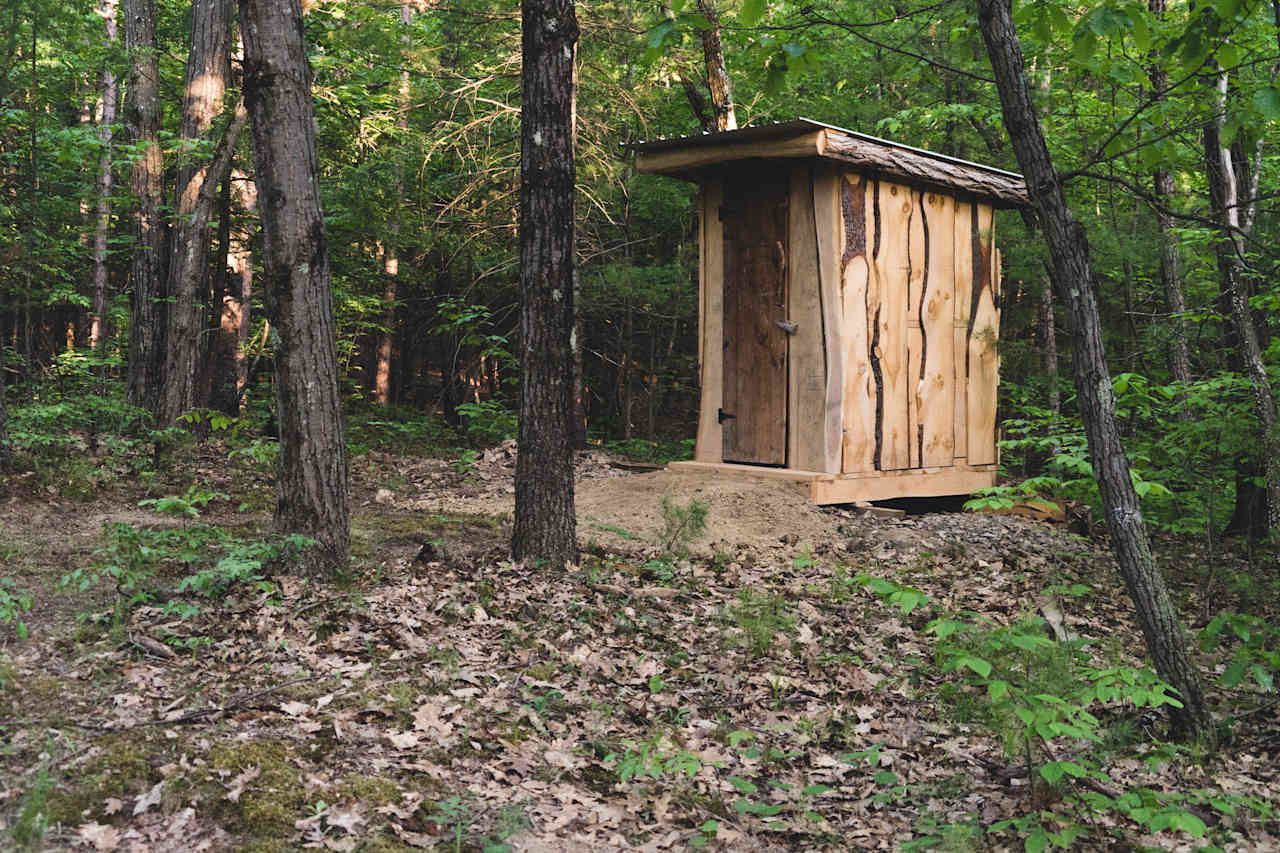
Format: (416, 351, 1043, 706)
(632, 119, 1029, 504)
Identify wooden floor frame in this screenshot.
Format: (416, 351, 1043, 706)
(667, 460, 997, 506)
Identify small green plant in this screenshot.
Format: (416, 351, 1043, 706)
(659, 495, 708, 558)
(11, 766, 52, 850)
(0, 578, 33, 640)
(726, 589, 795, 658)
(1198, 611, 1279, 693)
(456, 399, 517, 446)
(452, 448, 479, 476)
(138, 484, 229, 521)
(228, 437, 279, 473)
(606, 736, 701, 783)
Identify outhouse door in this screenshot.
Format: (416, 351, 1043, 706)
(720, 171, 789, 465)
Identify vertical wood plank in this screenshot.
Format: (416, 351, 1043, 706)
(952, 198, 972, 461)
(967, 203, 998, 465)
(695, 179, 723, 462)
(788, 164, 825, 471)
(722, 172, 789, 464)
(875, 180, 912, 470)
(841, 174, 876, 473)
(813, 166, 845, 474)
(921, 191, 956, 466)
(906, 189, 926, 468)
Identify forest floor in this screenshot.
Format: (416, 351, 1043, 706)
(1, 440, 1278, 852)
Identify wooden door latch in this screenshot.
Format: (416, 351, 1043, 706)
(775, 319, 798, 335)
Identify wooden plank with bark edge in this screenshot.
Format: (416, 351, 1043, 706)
(788, 165, 825, 471)
(694, 180, 723, 463)
(841, 174, 876, 473)
(921, 191, 956, 466)
(967, 203, 998, 465)
(952, 199, 973, 461)
(668, 459, 829, 482)
(635, 130, 827, 178)
(906, 188, 927, 468)
(812, 166, 844, 473)
(876, 180, 913, 470)
(809, 466, 998, 505)
(993, 247, 1003, 465)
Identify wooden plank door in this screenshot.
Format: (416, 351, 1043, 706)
(722, 170, 789, 465)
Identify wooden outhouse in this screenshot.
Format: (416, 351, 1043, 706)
(633, 119, 1029, 504)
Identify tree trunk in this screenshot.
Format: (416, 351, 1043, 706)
(240, 0, 350, 576)
(1041, 278, 1059, 415)
(977, 0, 1214, 741)
(1203, 71, 1280, 533)
(123, 0, 166, 413)
(374, 3, 412, 408)
(158, 0, 234, 424)
(695, 0, 735, 131)
(512, 0, 578, 566)
(1146, 0, 1192, 387)
(90, 0, 119, 351)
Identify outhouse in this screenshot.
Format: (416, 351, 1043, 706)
(632, 119, 1029, 504)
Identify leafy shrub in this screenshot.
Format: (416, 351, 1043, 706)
(456, 399, 517, 446)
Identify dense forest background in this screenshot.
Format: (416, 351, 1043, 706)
(2, 0, 1280, 536)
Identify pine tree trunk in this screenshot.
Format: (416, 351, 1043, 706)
(374, 3, 412, 408)
(90, 0, 119, 351)
(240, 0, 350, 576)
(1203, 72, 1280, 533)
(512, 0, 578, 566)
(158, 0, 234, 423)
(123, 0, 166, 412)
(977, 0, 1214, 741)
(695, 0, 735, 131)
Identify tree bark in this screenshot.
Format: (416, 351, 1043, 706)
(240, 0, 350, 576)
(1041, 278, 1059, 415)
(158, 0, 235, 424)
(90, 0, 119, 351)
(977, 0, 1214, 741)
(374, 3, 413, 408)
(512, 0, 578, 566)
(123, 0, 166, 413)
(695, 0, 736, 131)
(1203, 71, 1280, 533)
(1146, 0, 1192, 387)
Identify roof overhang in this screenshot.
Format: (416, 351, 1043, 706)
(629, 118, 1029, 209)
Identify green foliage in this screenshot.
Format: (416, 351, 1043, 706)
(455, 400, 517, 447)
(602, 437, 695, 464)
(856, 574, 1224, 851)
(725, 589, 795, 658)
(605, 735, 701, 784)
(0, 578, 33, 641)
(1199, 611, 1279, 693)
(658, 495, 708, 558)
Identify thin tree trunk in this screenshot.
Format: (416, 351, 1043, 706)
(1041, 278, 1059, 415)
(1203, 71, 1280, 532)
(158, 0, 234, 423)
(375, 3, 412, 408)
(977, 0, 1214, 741)
(240, 0, 349, 576)
(123, 0, 166, 412)
(695, 0, 735, 131)
(90, 0, 119, 350)
(512, 0, 578, 566)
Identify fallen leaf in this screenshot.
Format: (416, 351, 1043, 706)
(224, 766, 261, 802)
(77, 822, 119, 851)
(279, 700, 311, 716)
(386, 730, 420, 749)
(132, 779, 164, 816)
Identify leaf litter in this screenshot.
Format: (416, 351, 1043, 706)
(0, 444, 1276, 851)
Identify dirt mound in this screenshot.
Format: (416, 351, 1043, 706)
(576, 469, 837, 556)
